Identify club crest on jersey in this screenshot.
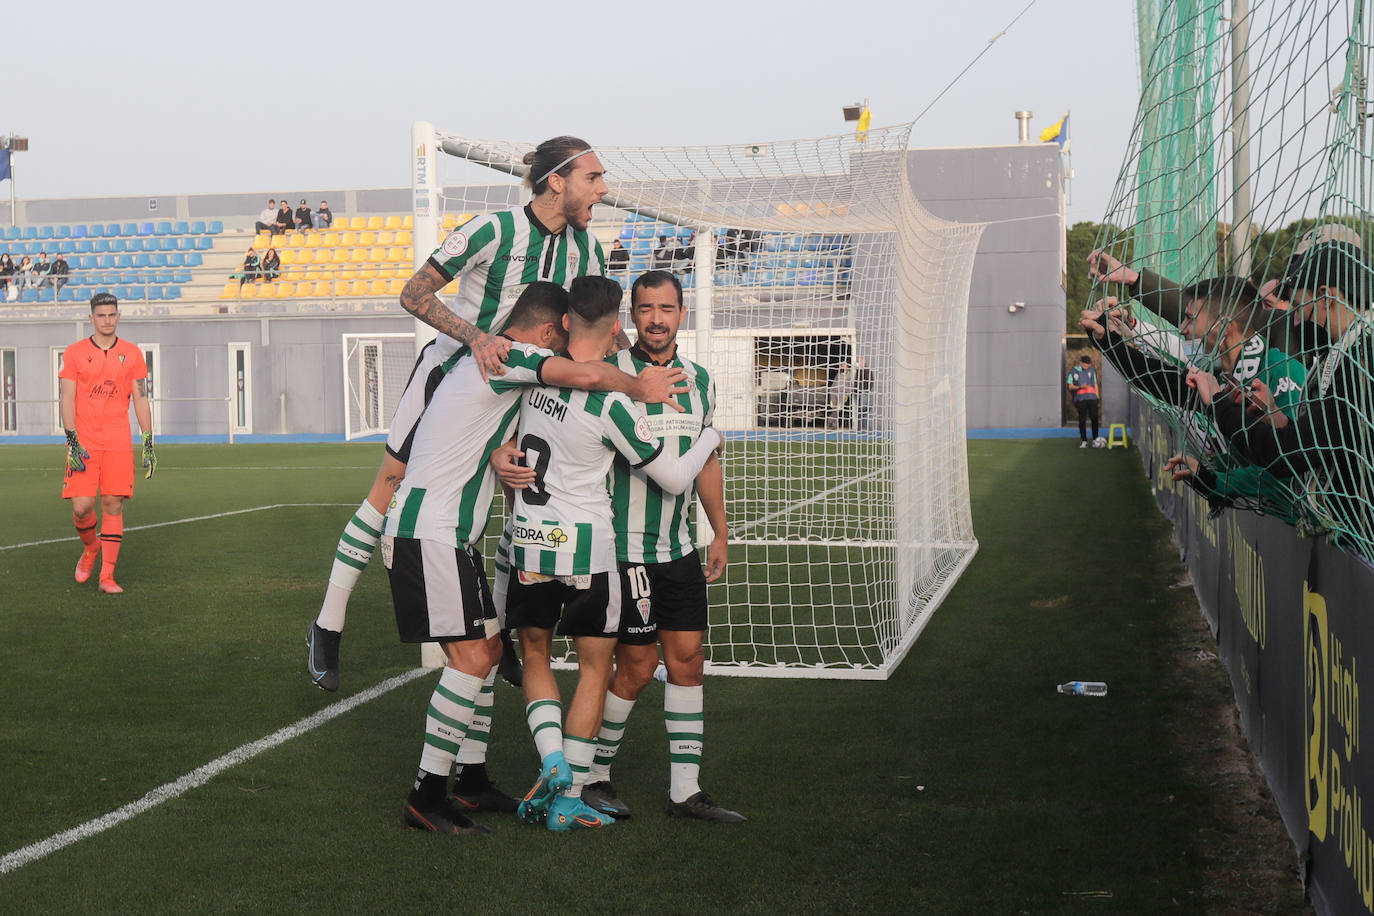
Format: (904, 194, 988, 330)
(441, 231, 468, 258)
(637, 597, 652, 624)
(634, 414, 654, 443)
(512, 519, 577, 552)
(118, 353, 126, 364)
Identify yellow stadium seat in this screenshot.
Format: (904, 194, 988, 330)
(441, 213, 457, 230)
(337, 268, 358, 281)
(220, 281, 239, 299)
(403, 246, 414, 261)
(330, 248, 349, 264)
(358, 231, 376, 247)
(388, 278, 407, 295)
(312, 249, 332, 265)
(384, 246, 404, 262)
(368, 279, 389, 296)
(274, 281, 295, 298)
(402, 215, 413, 229)
(239, 283, 259, 299)
(287, 232, 306, 248)
(442, 278, 460, 295)
(313, 280, 333, 297)
(366, 246, 386, 262)
(366, 216, 384, 231)
(320, 232, 339, 247)
(349, 217, 368, 231)
(375, 230, 394, 246)
(304, 232, 323, 248)
(349, 247, 368, 263)
(383, 215, 402, 230)
(358, 267, 378, 280)
(271, 233, 288, 248)
(253, 232, 270, 249)
(395, 230, 412, 246)
(279, 250, 296, 266)
(339, 232, 357, 247)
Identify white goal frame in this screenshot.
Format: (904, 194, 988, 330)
(341, 332, 416, 441)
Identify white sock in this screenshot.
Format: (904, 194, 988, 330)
(456, 669, 497, 766)
(588, 691, 637, 783)
(563, 734, 597, 798)
(316, 499, 385, 632)
(665, 683, 704, 803)
(526, 698, 564, 762)
(418, 667, 483, 777)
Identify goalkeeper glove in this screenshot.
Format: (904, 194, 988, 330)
(141, 432, 157, 479)
(65, 429, 89, 473)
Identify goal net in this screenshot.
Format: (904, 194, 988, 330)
(342, 332, 417, 441)
(415, 122, 984, 678)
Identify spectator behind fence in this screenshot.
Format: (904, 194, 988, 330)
(255, 199, 278, 233)
(261, 247, 281, 282)
(608, 238, 629, 275)
(677, 233, 695, 275)
(32, 251, 50, 288)
(273, 200, 293, 234)
(653, 234, 673, 271)
(15, 256, 34, 291)
(1197, 241, 1374, 558)
(237, 247, 260, 287)
(316, 201, 333, 230)
(47, 252, 70, 290)
(295, 199, 313, 231)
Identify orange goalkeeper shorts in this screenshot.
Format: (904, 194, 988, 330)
(62, 448, 135, 499)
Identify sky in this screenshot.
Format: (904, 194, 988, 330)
(2, 0, 1139, 223)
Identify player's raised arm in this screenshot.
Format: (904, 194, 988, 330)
(539, 358, 689, 411)
(400, 262, 511, 381)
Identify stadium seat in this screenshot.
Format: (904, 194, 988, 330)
(58, 286, 77, 302)
(304, 232, 323, 248)
(156, 238, 175, 252)
(2, 227, 17, 240)
(21, 226, 37, 240)
(19, 288, 37, 302)
(38, 226, 54, 240)
(270, 233, 287, 249)
(279, 250, 296, 266)
(354, 217, 373, 231)
(387, 277, 406, 295)
(349, 247, 368, 264)
(114, 254, 133, 269)
(58, 240, 75, 254)
(374, 230, 393, 246)
(208, 220, 223, 234)
(36, 287, 55, 302)
(356, 231, 375, 247)
(365, 246, 385, 262)
(150, 253, 168, 268)
(146, 286, 163, 301)
(132, 253, 150, 268)
(220, 281, 238, 299)
(71, 224, 88, 239)
(383, 246, 404, 262)
(173, 269, 191, 284)
(166, 252, 184, 267)
(134, 222, 151, 237)
(338, 232, 357, 247)
(382, 215, 400, 230)
(273, 281, 295, 298)
(240, 283, 260, 299)
(189, 220, 206, 235)
(109, 239, 128, 253)
(175, 237, 194, 251)
(619, 226, 635, 240)
(123, 286, 144, 301)
(153, 221, 170, 236)
(194, 237, 212, 251)
(284, 232, 304, 248)
(101, 224, 118, 237)
(172, 221, 189, 235)
(186, 253, 203, 267)
(402, 215, 414, 229)
(90, 239, 108, 254)
(320, 232, 339, 246)
(73, 240, 91, 254)
(95, 255, 114, 269)
(164, 285, 181, 300)
(395, 230, 412, 246)
(331, 248, 349, 264)
(252, 233, 270, 249)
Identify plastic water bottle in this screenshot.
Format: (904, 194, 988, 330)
(654, 664, 667, 683)
(1057, 681, 1108, 697)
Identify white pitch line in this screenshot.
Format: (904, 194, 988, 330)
(0, 666, 432, 876)
(0, 503, 357, 551)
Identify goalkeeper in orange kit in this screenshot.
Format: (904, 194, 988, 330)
(59, 293, 156, 595)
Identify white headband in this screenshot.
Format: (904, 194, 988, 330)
(536, 148, 595, 188)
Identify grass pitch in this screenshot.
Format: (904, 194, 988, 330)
(0, 440, 1306, 913)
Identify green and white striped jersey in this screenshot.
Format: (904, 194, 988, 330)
(510, 388, 664, 577)
(427, 204, 606, 365)
(607, 346, 717, 564)
(384, 342, 552, 549)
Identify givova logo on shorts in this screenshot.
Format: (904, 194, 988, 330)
(1305, 585, 1374, 907)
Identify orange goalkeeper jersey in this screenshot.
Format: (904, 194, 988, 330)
(59, 336, 147, 451)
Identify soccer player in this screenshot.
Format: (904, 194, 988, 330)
(506, 276, 723, 832)
(387, 281, 690, 834)
(583, 270, 744, 823)
(59, 292, 156, 595)
(308, 135, 613, 691)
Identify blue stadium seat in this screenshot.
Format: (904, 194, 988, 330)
(19, 288, 37, 302)
(172, 268, 191, 283)
(619, 226, 635, 240)
(757, 270, 776, 287)
(71, 224, 88, 239)
(149, 253, 167, 268)
(58, 286, 77, 302)
(38, 226, 54, 240)
(0, 242, 11, 254)
(21, 226, 37, 240)
(155, 269, 173, 283)
(207, 220, 223, 234)
(185, 253, 203, 267)
(780, 269, 797, 285)
(190, 220, 206, 235)
(176, 237, 195, 251)
(154, 221, 172, 236)
(138, 222, 154, 236)
(74, 240, 92, 254)
(167, 253, 184, 267)
(194, 237, 212, 251)
(109, 239, 127, 253)
(123, 286, 144, 301)
(164, 285, 181, 300)
(114, 254, 133, 269)
(635, 225, 655, 239)
(677, 226, 694, 238)
(122, 223, 138, 237)
(173, 221, 189, 235)
(58, 240, 75, 254)
(797, 270, 816, 286)
(157, 238, 176, 252)
(630, 239, 652, 256)
(132, 253, 150, 268)
(26, 242, 42, 255)
(630, 255, 650, 272)
(146, 286, 163, 301)
(37, 287, 55, 302)
(96, 255, 114, 269)
(4, 226, 20, 240)
(104, 224, 121, 237)
(55, 225, 70, 239)
(74, 255, 94, 269)
(93, 239, 111, 254)
(122, 270, 141, 283)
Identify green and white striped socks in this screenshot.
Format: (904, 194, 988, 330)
(665, 683, 704, 803)
(317, 500, 385, 632)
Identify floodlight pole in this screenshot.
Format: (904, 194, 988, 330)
(1229, 0, 1253, 278)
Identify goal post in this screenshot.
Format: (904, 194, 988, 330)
(341, 332, 416, 441)
(418, 122, 984, 679)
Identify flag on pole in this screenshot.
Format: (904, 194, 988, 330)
(855, 106, 872, 144)
(1039, 113, 1071, 151)
(0, 151, 10, 182)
